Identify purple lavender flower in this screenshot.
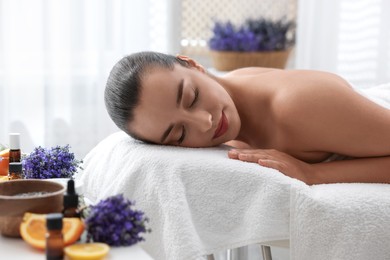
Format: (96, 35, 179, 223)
(209, 21, 257, 51)
(209, 18, 295, 52)
(22, 145, 82, 179)
(85, 194, 151, 247)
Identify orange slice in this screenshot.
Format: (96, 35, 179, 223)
(64, 243, 110, 260)
(20, 212, 85, 250)
(0, 149, 10, 176)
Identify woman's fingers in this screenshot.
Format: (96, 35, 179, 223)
(231, 148, 282, 156)
(229, 149, 277, 162)
(231, 152, 272, 163)
(229, 148, 313, 184)
(227, 150, 239, 159)
(231, 148, 265, 154)
(258, 159, 286, 172)
(237, 153, 259, 163)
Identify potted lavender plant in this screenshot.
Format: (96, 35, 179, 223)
(208, 18, 295, 71)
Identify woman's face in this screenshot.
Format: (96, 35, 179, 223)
(129, 60, 241, 147)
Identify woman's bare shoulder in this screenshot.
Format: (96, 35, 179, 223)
(224, 67, 280, 77)
(272, 74, 390, 157)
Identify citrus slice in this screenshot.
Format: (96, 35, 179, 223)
(0, 149, 10, 176)
(64, 243, 110, 260)
(20, 212, 85, 250)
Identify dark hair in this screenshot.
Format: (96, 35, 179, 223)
(104, 51, 189, 140)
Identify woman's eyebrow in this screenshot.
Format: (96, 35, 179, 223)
(176, 79, 184, 107)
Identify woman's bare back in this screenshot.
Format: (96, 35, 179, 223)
(222, 68, 390, 163)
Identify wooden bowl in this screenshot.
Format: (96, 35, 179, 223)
(0, 179, 66, 237)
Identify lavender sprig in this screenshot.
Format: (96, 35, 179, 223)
(84, 194, 151, 246)
(22, 145, 82, 179)
(209, 18, 295, 52)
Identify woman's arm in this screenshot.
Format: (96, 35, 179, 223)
(228, 149, 390, 185)
(311, 156, 390, 184)
(224, 140, 251, 149)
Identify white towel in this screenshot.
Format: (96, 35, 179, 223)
(77, 133, 297, 260)
(290, 183, 390, 260)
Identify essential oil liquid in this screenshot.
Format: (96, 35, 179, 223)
(9, 133, 21, 163)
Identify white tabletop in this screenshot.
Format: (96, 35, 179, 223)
(0, 235, 154, 260)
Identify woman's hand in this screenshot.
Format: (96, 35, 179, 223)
(228, 148, 315, 184)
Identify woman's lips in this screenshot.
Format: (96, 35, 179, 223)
(213, 111, 228, 139)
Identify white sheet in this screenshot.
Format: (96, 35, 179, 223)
(78, 83, 390, 260)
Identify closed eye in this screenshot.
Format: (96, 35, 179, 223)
(189, 88, 199, 108)
(178, 125, 186, 144)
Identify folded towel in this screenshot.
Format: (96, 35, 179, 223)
(77, 133, 297, 260)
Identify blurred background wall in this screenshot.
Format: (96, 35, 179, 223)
(0, 0, 389, 159)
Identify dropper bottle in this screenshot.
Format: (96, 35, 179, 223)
(46, 213, 64, 260)
(9, 133, 21, 163)
(62, 179, 80, 218)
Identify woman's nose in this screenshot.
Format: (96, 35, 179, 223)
(186, 110, 213, 133)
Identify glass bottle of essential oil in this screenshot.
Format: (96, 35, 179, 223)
(8, 162, 23, 180)
(9, 133, 21, 163)
(46, 213, 64, 260)
(62, 179, 80, 218)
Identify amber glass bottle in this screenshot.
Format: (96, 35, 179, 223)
(62, 179, 80, 218)
(9, 133, 21, 163)
(8, 162, 23, 180)
(46, 213, 64, 260)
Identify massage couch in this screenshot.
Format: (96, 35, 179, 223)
(78, 84, 390, 260)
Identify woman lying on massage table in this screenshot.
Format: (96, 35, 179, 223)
(104, 51, 390, 185)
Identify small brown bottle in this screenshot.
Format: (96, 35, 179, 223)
(8, 162, 23, 180)
(62, 179, 80, 218)
(9, 133, 21, 163)
(46, 213, 64, 260)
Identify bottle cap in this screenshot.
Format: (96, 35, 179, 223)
(63, 179, 79, 208)
(46, 213, 63, 230)
(9, 162, 22, 173)
(9, 133, 20, 150)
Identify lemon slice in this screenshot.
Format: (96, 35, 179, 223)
(64, 243, 110, 260)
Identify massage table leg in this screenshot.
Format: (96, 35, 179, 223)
(206, 254, 215, 260)
(260, 245, 272, 260)
(206, 245, 272, 260)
